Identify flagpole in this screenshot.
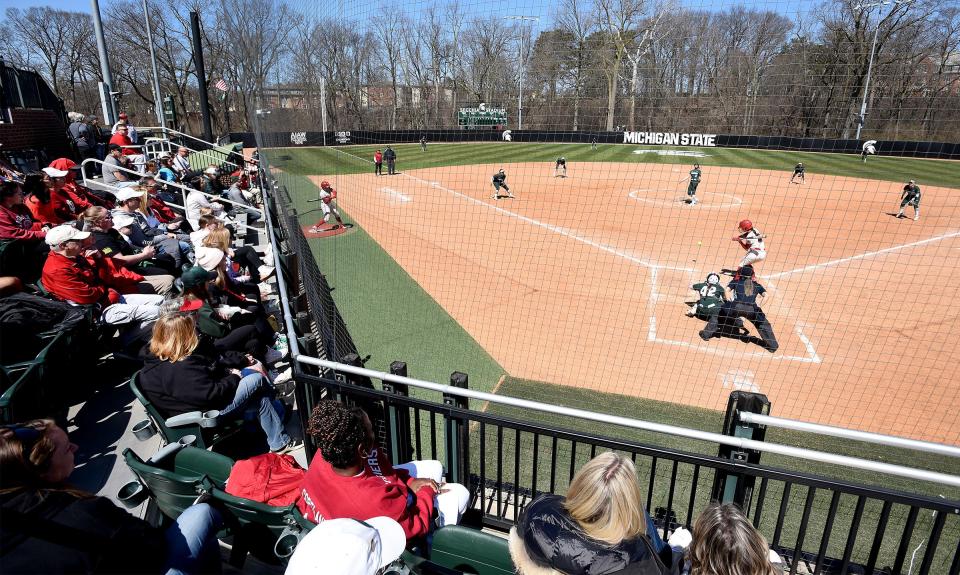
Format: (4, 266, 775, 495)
(224, 90, 232, 133)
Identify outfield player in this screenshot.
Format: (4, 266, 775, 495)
(308, 180, 345, 232)
(491, 169, 513, 199)
(897, 179, 921, 220)
(591, 137, 597, 151)
(861, 141, 877, 162)
(686, 272, 727, 318)
(420, 136, 427, 152)
(790, 162, 805, 184)
(732, 219, 766, 269)
(554, 157, 567, 177)
(680, 164, 702, 205)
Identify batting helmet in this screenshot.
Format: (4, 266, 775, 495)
(738, 219, 753, 231)
(320, 180, 331, 189)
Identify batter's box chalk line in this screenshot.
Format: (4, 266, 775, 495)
(646, 267, 821, 364)
(720, 369, 760, 392)
(628, 189, 743, 209)
(379, 187, 412, 202)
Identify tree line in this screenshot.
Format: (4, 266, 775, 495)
(1, 0, 957, 141)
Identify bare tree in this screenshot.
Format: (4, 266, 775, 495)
(557, 0, 597, 130)
(594, 0, 649, 131)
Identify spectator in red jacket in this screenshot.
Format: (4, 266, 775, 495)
(41, 225, 163, 325)
(108, 124, 145, 172)
(23, 173, 72, 227)
(0, 181, 49, 281)
(48, 158, 112, 209)
(41, 167, 87, 217)
(297, 400, 469, 540)
(0, 181, 46, 241)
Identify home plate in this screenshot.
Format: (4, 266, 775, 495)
(381, 187, 412, 202)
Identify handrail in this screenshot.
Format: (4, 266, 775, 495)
(291, 354, 960, 488)
(79, 158, 262, 216)
(737, 412, 960, 458)
(138, 127, 242, 170)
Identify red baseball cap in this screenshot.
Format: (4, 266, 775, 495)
(119, 112, 128, 119)
(49, 158, 79, 172)
(179, 298, 203, 312)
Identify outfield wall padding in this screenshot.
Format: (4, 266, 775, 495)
(231, 131, 960, 159)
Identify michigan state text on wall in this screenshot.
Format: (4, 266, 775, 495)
(623, 132, 717, 146)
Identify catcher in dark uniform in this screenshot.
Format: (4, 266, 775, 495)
(699, 265, 778, 353)
(491, 169, 513, 199)
(897, 180, 921, 220)
(686, 272, 727, 318)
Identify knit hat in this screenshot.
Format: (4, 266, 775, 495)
(195, 246, 225, 271)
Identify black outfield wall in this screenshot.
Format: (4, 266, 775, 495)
(230, 130, 960, 160)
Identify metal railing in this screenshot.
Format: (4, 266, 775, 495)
(137, 127, 243, 171)
(257, 176, 960, 575)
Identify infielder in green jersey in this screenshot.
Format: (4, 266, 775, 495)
(897, 180, 921, 221)
(683, 164, 702, 205)
(687, 272, 726, 317)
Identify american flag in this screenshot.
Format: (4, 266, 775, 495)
(214, 79, 228, 92)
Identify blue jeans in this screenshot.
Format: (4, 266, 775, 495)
(164, 503, 222, 574)
(219, 373, 289, 451)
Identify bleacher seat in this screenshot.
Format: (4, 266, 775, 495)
(428, 525, 514, 575)
(0, 331, 68, 424)
(129, 372, 247, 449)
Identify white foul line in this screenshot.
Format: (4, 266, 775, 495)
(766, 231, 960, 280)
(401, 172, 693, 273)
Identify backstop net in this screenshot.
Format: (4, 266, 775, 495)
(249, 0, 960, 449)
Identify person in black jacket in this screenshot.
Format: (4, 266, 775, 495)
(139, 312, 294, 453)
(509, 452, 677, 575)
(0, 419, 222, 574)
(383, 146, 397, 175)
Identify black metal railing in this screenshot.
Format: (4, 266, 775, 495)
(293, 370, 960, 575)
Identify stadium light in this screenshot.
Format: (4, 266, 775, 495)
(853, 0, 914, 140)
(504, 15, 539, 131)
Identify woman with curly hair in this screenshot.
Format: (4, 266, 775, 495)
(686, 503, 781, 575)
(0, 419, 222, 573)
(509, 451, 676, 575)
(297, 400, 469, 540)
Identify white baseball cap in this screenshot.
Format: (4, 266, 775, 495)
(204, 167, 219, 176)
(285, 517, 405, 575)
(112, 212, 137, 229)
(113, 189, 144, 203)
(45, 225, 90, 246)
(41, 167, 69, 178)
(195, 246, 226, 271)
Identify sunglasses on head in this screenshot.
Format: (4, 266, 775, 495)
(2, 423, 42, 450)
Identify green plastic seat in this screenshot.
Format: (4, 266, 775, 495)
(122, 446, 233, 521)
(129, 372, 246, 449)
(429, 525, 514, 575)
(0, 331, 68, 424)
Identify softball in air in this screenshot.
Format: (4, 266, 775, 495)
(697, 241, 702, 246)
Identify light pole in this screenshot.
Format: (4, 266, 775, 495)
(853, 0, 911, 140)
(141, 0, 165, 126)
(504, 15, 538, 130)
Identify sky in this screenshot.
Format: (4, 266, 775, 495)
(0, 0, 819, 24)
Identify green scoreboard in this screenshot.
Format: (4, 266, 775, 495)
(457, 103, 507, 130)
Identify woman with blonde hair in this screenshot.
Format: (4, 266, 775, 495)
(686, 503, 781, 575)
(139, 312, 294, 453)
(510, 452, 676, 575)
(202, 227, 273, 286)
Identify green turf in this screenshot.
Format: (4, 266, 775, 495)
(268, 142, 960, 189)
(274, 169, 505, 394)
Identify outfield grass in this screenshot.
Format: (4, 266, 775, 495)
(269, 142, 959, 189)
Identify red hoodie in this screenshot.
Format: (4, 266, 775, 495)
(297, 447, 436, 540)
(0, 203, 45, 241)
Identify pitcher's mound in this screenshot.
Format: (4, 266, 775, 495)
(304, 223, 353, 238)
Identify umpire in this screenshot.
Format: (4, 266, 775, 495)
(699, 265, 778, 353)
(384, 146, 397, 175)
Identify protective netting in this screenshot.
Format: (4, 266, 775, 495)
(249, 0, 960, 446)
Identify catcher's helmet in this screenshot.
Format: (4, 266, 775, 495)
(738, 219, 753, 231)
(706, 273, 721, 285)
(320, 180, 331, 188)
(738, 265, 755, 278)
